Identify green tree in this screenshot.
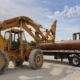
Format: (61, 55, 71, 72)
(27, 41, 36, 46)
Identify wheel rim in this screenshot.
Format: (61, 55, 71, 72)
(72, 58, 79, 65)
(36, 54, 42, 65)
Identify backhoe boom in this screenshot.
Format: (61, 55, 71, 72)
(0, 16, 57, 43)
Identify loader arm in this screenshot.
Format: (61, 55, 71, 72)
(0, 16, 57, 43)
(46, 20, 57, 42)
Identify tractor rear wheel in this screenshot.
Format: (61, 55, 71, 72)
(0, 50, 9, 74)
(29, 49, 43, 69)
(12, 60, 23, 66)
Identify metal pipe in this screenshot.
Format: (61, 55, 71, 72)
(20, 20, 23, 59)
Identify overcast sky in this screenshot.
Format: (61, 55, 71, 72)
(0, 0, 80, 41)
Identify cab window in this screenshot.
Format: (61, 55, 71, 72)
(4, 32, 10, 40)
(22, 32, 26, 42)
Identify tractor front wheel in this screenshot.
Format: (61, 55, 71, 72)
(0, 50, 9, 74)
(29, 49, 43, 69)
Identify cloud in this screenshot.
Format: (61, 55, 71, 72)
(67, 5, 80, 16)
(48, 5, 80, 19)
(0, 0, 52, 41)
(48, 5, 68, 19)
(0, 0, 51, 21)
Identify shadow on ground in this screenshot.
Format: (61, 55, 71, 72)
(44, 59, 71, 66)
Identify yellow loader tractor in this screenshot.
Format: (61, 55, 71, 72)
(0, 16, 57, 74)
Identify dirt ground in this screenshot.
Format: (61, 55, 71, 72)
(1, 56, 80, 80)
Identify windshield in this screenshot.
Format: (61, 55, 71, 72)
(12, 33, 19, 42)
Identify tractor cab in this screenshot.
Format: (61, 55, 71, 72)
(4, 29, 27, 51)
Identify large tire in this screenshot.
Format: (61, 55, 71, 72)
(0, 50, 9, 74)
(12, 60, 23, 66)
(71, 56, 80, 67)
(29, 49, 43, 69)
